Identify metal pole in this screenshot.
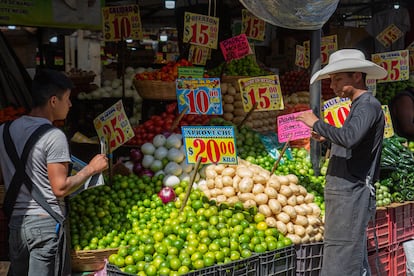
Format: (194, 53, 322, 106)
(310, 29, 322, 175)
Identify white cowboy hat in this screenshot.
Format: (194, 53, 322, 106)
(310, 49, 388, 84)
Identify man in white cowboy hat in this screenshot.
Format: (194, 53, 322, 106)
(297, 49, 387, 276)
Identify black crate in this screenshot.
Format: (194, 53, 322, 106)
(258, 245, 296, 276)
(217, 255, 259, 276)
(183, 265, 218, 276)
(295, 242, 324, 276)
(106, 264, 135, 276)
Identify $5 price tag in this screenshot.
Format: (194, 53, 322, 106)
(182, 126, 237, 164)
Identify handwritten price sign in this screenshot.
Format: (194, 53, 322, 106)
(176, 78, 222, 115)
(183, 12, 219, 49)
(188, 45, 210, 65)
(277, 110, 312, 143)
(322, 97, 351, 127)
(182, 126, 237, 164)
(93, 100, 134, 152)
(238, 75, 284, 112)
(376, 24, 404, 48)
(220, 34, 252, 62)
(372, 50, 409, 83)
(102, 5, 143, 41)
(241, 9, 265, 41)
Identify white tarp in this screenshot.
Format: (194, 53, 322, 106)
(239, 0, 340, 30)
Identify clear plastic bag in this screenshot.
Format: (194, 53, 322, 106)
(240, 0, 340, 30)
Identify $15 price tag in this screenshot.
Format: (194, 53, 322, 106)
(93, 100, 134, 152)
(183, 12, 219, 49)
(238, 75, 284, 112)
(182, 126, 237, 164)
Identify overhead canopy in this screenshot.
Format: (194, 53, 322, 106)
(239, 0, 340, 30)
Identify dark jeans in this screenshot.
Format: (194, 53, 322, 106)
(8, 215, 61, 276)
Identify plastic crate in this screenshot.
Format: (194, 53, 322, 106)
(367, 209, 392, 252)
(295, 242, 323, 276)
(392, 202, 414, 244)
(184, 265, 218, 276)
(106, 264, 135, 276)
(393, 243, 407, 276)
(368, 247, 391, 276)
(217, 255, 259, 276)
(0, 209, 8, 261)
(257, 245, 295, 276)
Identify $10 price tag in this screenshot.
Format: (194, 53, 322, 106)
(182, 126, 237, 164)
(93, 100, 134, 152)
(238, 75, 284, 112)
(102, 5, 143, 41)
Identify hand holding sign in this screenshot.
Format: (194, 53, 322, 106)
(278, 110, 312, 143)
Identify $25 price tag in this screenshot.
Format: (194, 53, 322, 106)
(182, 126, 237, 164)
(93, 100, 134, 152)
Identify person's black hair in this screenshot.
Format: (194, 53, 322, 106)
(31, 69, 74, 108)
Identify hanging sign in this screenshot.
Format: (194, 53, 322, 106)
(238, 75, 284, 112)
(178, 67, 205, 79)
(406, 41, 414, 72)
(241, 9, 266, 41)
(321, 35, 338, 65)
(366, 78, 377, 96)
(277, 111, 312, 143)
(322, 97, 351, 127)
(382, 105, 394, 138)
(93, 100, 134, 152)
(376, 24, 404, 48)
(183, 12, 219, 49)
(220, 34, 253, 62)
(102, 5, 143, 41)
(295, 45, 307, 68)
(372, 50, 409, 83)
(182, 126, 237, 164)
(176, 78, 222, 115)
(188, 45, 210, 65)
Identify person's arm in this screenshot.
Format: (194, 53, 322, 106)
(48, 154, 108, 198)
(393, 95, 414, 140)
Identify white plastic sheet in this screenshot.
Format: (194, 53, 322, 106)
(239, 0, 340, 30)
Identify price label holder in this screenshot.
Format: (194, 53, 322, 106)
(183, 12, 219, 49)
(322, 97, 351, 127)
(238, 75, 284, 112)
(220, 34, 253, 62)
(178, 66, 205, 79)
(182, 126, 238, 164)
(376, 24, 404, 48)
(382, 105, 394, 138)
(188, 45, 210, 65)
(102, 5, 143, 41)
(242, 9, 266, 41)
(93, 100, 134, 153)
(372, 50, 409, 83)
(277, 110, 312, 143)
(176, 78, 222, 115)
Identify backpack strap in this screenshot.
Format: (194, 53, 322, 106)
(3, 121, 64, 224)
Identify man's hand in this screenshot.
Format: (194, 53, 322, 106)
(296, 111, 319, 128)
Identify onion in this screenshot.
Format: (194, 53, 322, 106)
(158, 187, 176, 204)
(132, 162, 143, 175)
(139, 169, 154, 178)
(129, 148, 143, 162)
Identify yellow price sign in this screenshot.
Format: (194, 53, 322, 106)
(321, 35, 338, 65)
(295, 45, 307, 68)
(183, 12, 219, 49)
(241, 9, 265, 41)
(182, 126, 237, 164)
(382, 105, 394, 138)
(238, 75, 284, 112)
(372, 50, 409, 83)
(376, 24, 404, 48)
(93, 100, 134, 152)
(102, 5, 143, 41)
(188, 45, 210, 65)
(323, 97, 351, 127)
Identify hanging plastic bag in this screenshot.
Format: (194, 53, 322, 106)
(239, 0, 339, 30)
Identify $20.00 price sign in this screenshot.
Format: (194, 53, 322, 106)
(93, 100, 134, 152)
(238, 75, 284, 112)
(182, 126, 237, 164)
